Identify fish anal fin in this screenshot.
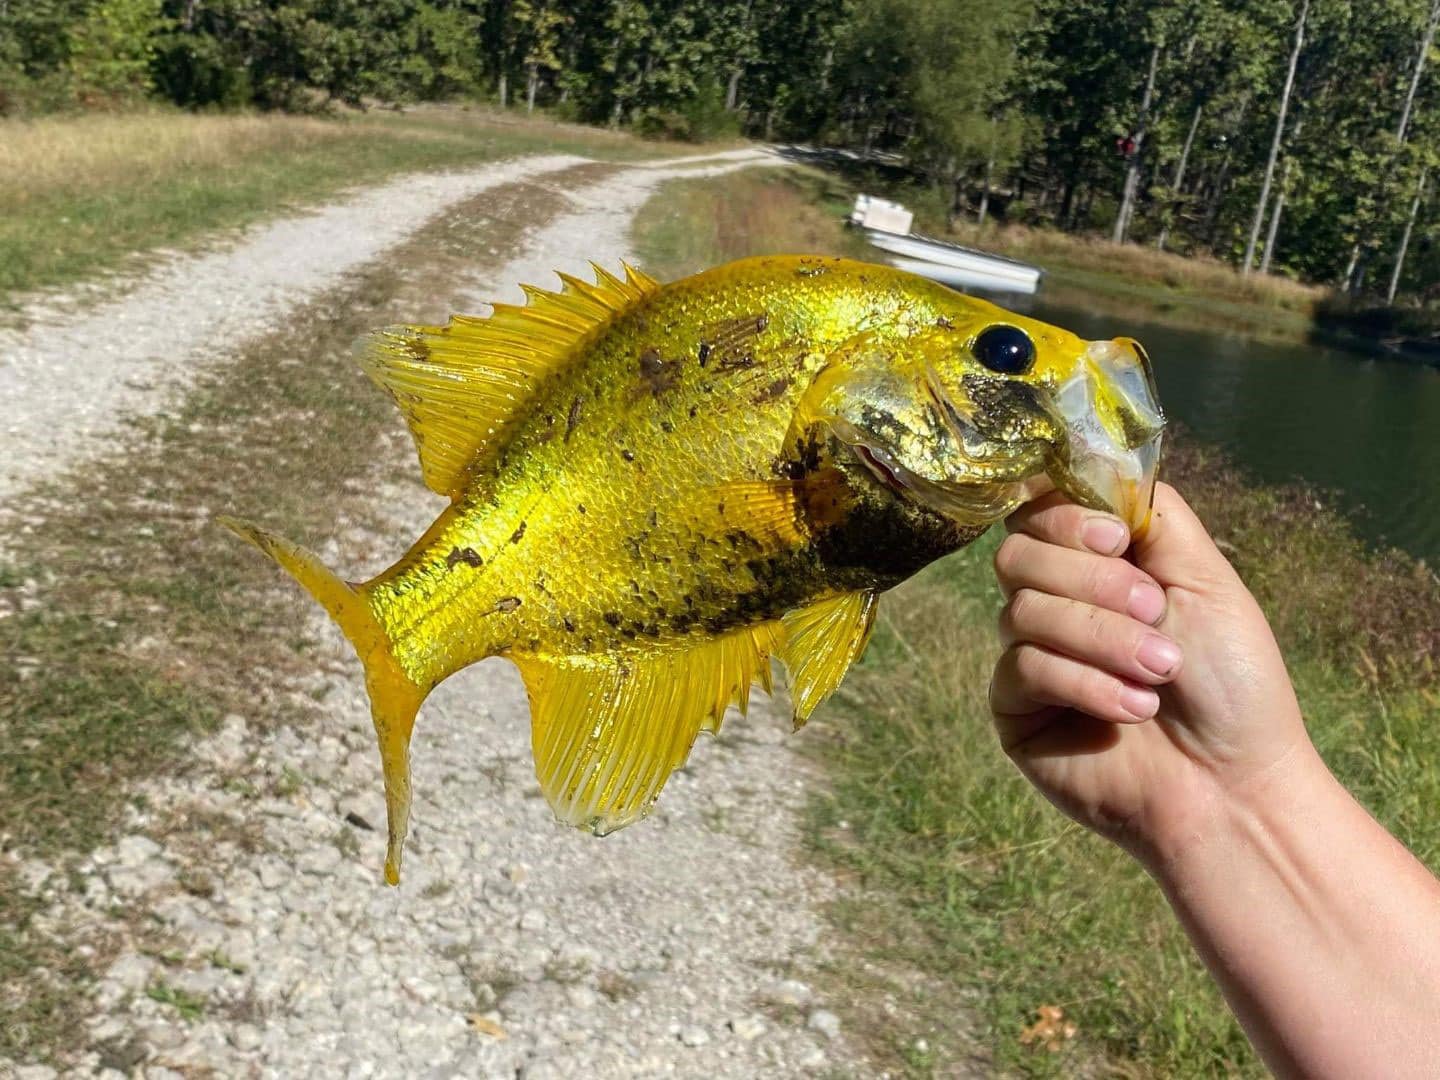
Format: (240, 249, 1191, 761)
(779, 590, 878, 728)
(515, 622, 781, 834)
(359, 263, 661, 497)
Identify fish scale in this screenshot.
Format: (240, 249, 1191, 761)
(222, 254, 1165, 885)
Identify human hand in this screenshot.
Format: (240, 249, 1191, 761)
(988, 482, 1319, 867)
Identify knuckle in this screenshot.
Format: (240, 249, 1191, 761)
(1007, 587, 1045, 629)
(993, 533, 1028, 579)
(1083, 559, 1131, 609)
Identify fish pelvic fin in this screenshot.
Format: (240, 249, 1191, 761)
(512, 620, 784, 836)
(218, 516, 424, 887)
(358, 261, 661, 499)
(779, 590, 878, 729)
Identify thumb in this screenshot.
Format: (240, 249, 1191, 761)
(1132, 482, 1244, 595)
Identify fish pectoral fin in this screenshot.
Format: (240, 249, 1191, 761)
(513, 622, 781, 834)
(689, 472, 855, 551)
(359, 262, 660, 498)
(778, 590, 878, 728)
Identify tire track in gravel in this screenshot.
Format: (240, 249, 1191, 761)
(11, 148, 873, 1078)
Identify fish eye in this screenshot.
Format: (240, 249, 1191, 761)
(972, 325, 1036, 375)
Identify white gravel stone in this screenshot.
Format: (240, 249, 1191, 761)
(678, 1025, 712, 1048)
(806, 1009, 842, 1040)
(730, 1015, 767, 1041)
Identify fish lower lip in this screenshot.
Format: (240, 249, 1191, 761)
(854, 443, 908, 493)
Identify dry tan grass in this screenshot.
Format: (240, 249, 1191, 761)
(0, 109, 359, 200)
(949, 220, 1326, 314)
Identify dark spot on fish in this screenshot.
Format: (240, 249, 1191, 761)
(936, 315, 955, 330)
(660, 419, 674, 433)
(565, 396, 583, 440)
(629, 580, 642, 596)
(582, 634, 594, 649)
(756, 314, 769, 333)
(621, 448, 635, 462)
(406, 339, 431, 363)
(647, 510, 658, 528)
(716, 352, 756, 373)
(645, 589, 659, 602)
(621, 627, 637, 640)
(445, 546, 483, 569)
(638, 347, 682, 397)
(697, 341, 712, 366)
(688, 405, 699, 418)
(752, 377, 791, 404)
(670, 612, 695, 632)
(603, 611, 622, 627)
(494, 596, 522, 614)
(577, 503, 587, 514)
(509, 521, 527, 544)
(563, 616, 576, 633)
(683, 595, 695, 609)
(624, 536, 643, 560)
(795, 265, 828, 278)
(640, 622, 660, 638)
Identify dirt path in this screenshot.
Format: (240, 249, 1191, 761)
(6, 148, 872, 1078)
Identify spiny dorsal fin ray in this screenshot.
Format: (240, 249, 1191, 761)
(515, 621, 782, 835)
(779, 590, 878, 728)
(359, 261, 661, 498)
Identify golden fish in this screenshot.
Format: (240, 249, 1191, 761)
(221, 255, 1164, 884)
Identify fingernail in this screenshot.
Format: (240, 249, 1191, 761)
(1082, 516, 1129, 556)
(1127, 581, 1166, 625)
(1120, 684, 1160, 720)
(1137, 634, 1182, 678)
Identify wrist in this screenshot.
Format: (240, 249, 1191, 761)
(1139, 743, 1339, 887)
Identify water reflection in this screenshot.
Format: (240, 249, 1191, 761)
(1015, 297, 1440, 565)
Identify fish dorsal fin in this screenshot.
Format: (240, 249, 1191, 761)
(779, 590, 878, 728)
(359, 262, 661, 497)
(515, 621, 782, 835)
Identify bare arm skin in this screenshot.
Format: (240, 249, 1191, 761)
(989, 483, 1440, 1078)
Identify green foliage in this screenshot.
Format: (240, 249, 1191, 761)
(11, 0, 1440, 298)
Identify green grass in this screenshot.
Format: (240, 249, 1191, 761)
(0, 105, 677, 303)
(633, 170, 1440, 1075)
(0, 153, 584, 1063)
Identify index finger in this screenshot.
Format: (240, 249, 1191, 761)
(1005, 492, 1132, 557)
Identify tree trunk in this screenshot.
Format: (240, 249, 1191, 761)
(1259, 156, 1293, 274)
(1243, 0, 1308, 276)
(1157, 102, 1203, 250)
(977, 157, 995, 225)
(1347, 0, 1440, 295)
(182, 0, 197, 31)
(1387, 167, 1428, 304)
(726, 67, 742, 111)
(1113, 40, 1162, 244)
(1396, 0, 1440, 145)
(498, 72, 508, 109)
(526, 63, 538, 113)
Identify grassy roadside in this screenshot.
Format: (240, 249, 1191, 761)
(633, 169, 1440, 1076)
(0, 155, 610, 1064)
(0, 105, 676, 305)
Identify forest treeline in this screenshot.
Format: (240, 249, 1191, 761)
(6, 0, 1440, 300)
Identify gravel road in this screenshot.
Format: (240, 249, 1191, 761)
(4, 148, 876, 1078)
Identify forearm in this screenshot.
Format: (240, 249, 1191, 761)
(1150, 751, 1440, 1078)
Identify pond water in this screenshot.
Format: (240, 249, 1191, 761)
(1008, 295, 1440, 567)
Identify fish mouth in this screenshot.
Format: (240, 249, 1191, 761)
(1047, 339, 1165, 532)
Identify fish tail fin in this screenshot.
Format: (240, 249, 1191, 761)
(219, 516, 424, 886)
